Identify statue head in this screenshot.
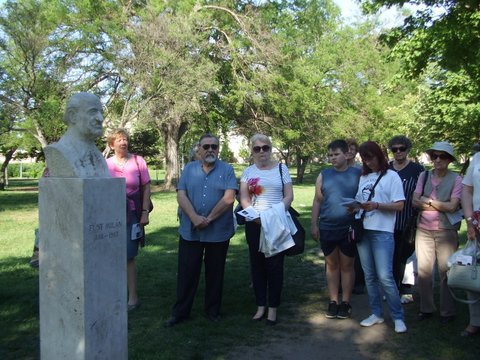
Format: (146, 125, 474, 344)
(64, 93, 104, 141)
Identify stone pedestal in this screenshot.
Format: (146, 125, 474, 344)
(39, 178, 127, 360)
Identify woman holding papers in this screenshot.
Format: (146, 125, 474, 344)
(239, 133, 294, 325)
(106, 128, 151, 311)
(412, 142, 462, 324)
(352, 141, 406, 333)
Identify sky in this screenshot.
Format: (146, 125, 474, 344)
(333, 0, 408, 28)
(334, 0, 363, 20)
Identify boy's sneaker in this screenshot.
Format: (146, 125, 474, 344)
(325, 301, 338, 319)
(337, 301, 352, 319)
(394, 319, 407, 333)
(360, 314, 384, 327)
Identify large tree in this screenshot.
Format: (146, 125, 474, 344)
(0, 0, 126, 154)
(360, 0, 480, 155)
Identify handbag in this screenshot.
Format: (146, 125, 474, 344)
(234, 202, 246, 225)
(447, 240, 480, 303)
(402, 171, 428, 245)
(349, 172, 384, 243)
(284, 207, 305, 256)
(350, 218, 364, 243)
(279, 164, 305, 256)
(134, 155, 154, 213)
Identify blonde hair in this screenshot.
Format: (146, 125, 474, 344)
(107, 128, 129, 147)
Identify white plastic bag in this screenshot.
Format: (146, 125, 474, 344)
(447, 240, 480, 268)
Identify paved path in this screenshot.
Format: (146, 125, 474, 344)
(226, 292, 400, 360)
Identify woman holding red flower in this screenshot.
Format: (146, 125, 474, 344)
(239, 133, 294, 325)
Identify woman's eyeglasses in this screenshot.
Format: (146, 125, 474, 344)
(390, 146, 407, 153)
(253, 145, 271, 153)
(430, 153, 450, 161)
(201, 144, 218, 150)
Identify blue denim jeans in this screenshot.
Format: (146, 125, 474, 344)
(357, 230, 404, 320)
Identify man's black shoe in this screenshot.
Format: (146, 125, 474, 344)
(417, 312, 433, 321)
(207, 314, 221, 322)
(164, 316, 184, 328)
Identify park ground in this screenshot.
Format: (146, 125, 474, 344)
(2, 177, 480, 359)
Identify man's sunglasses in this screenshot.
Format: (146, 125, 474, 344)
(253, 145, 271, 153)
(390, 146, 407, 153)
(202, 144, 218, 150)
(430, 153, 450, 161)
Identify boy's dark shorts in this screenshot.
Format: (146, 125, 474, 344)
(319, 228, 355, 258)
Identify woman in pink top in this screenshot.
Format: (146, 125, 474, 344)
(412, 142, 462, 323)
(107, 129, 151, 311)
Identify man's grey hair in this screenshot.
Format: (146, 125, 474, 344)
(198, 133, 220, 144)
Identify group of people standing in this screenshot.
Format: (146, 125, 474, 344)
(311, 136, 478, 337)
(109, 129, 478, 338)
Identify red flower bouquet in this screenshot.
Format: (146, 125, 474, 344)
(248, 178, 263, 197)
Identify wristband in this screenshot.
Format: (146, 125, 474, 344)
(142, 209, 149, 213)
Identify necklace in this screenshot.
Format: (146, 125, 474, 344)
(114, 154, 130, 169)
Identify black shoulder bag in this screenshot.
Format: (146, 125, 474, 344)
(279, 164, 305, 256)
(350, 171, 385, 243)
(403, 170, 428, 245)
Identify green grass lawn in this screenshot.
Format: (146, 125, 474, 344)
(1, 167, 479, 359)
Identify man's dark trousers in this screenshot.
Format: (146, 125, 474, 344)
(172, 237, 230, 319)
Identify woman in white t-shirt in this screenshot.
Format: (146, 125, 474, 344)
(352, 141, 406, 333)
(460, 151, 480, 337)
(239, 134, 293, 325)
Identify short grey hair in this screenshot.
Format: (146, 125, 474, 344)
(250, 133, 272, 150)
(198, 133, 219, 145)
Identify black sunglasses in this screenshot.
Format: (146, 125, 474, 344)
(430, 153, 450, 161)
(202, 144, 218, 150)
(253, 145, 271, 153)
(391, 146, 407, 153)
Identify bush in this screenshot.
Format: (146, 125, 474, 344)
(7, 162, 46, 178)
(220, 143, 235, 163)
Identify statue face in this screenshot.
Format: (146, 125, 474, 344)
(74, 97, 104, 140)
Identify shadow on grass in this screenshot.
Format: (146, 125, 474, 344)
(0, 257, 40, 360)
(2, 206, 479, 360)
(0, 192, 39, 211)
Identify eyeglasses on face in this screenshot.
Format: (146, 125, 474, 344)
(390, 146, 407, 153)
(430, 153, 450, 161)
(253, 145, 271, 153)
(201, 143, 218, 150)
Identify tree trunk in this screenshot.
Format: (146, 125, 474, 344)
(0, 147, 17, 191)
(160, 119, 188, 191)
(295, 154, 310, 184)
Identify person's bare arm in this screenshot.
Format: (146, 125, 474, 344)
(139, 182, 151, 226)
(310, 174, 323, 241)
(206, 189, 236, 223)
(177, 190, 209, 229)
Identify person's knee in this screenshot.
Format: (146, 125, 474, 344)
(326, 261, 340, 272)
(340, 261, 354, 272)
